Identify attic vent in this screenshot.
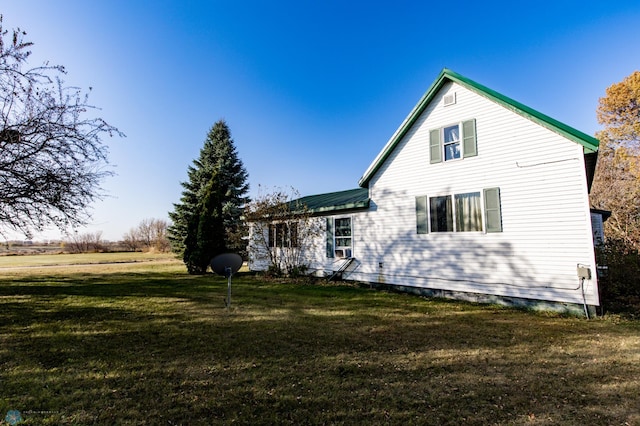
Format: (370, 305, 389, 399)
(443, 93, 456, 106)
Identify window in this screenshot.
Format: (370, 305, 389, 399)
(430, 195, 453, 232)
(455, 192, 482, 232)
(443, 125, 461, 161)
(430, 119, 477, 164)
(326, 217, 353, 258)
(268, 222, 298, 247)
(416, 187, 502, 234)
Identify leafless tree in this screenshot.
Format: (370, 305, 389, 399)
(122, 218, 170, 252)
(245, 186, 322, 276)
(591, 71, 640, 247)
(147, 218, 170, 252)
(65, 231, 104, 253)
(122, 228, 141, 252)
(0, 16, 122, 239)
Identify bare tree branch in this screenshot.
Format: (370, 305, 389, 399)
(0, 16, 123, 238)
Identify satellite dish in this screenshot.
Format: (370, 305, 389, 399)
(211, 253, 243, 309)
(211, 253, 243, 277)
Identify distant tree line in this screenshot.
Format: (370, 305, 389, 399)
(61, 218, 170, 253)
(65, 231, 106, 253)
(122, 218, 170, 252)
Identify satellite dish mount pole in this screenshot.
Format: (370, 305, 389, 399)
(211, 253, 243, 311)
(225, 266, 232, 309)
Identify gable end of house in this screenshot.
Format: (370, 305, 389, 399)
(358, 68, 600, 188)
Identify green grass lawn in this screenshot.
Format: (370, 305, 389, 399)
(0, 254, 639, 425)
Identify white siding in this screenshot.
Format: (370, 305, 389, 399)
(306, 82, 598, 306)
(247, 222, 271, 271)
(248, 218, 328, 274)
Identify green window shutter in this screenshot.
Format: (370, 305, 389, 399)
(462, 119, 477, 158)
(484, 187, 502, 233)
(416, 196, 428, 234)
(326, 217, 334, 258)
(429, 129, 442, 164)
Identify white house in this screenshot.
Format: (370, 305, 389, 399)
(249, 69, 601, 315)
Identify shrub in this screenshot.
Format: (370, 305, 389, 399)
(596, 238, 640, 317)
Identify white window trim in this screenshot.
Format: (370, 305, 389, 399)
(332, 216, 354, 258)
(430, 118, 477, 164)
(442, 122, 463, 162)
(425, 190, 487, 234)
(453, 191, 484, 233)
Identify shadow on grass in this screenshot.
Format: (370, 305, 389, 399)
(1, 269, 639, 425)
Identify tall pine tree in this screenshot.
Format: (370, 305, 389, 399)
(168, 120, 249, 274)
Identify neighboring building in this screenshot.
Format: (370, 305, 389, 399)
(249, 69, 601, 315)
(590, 208, 611, 248)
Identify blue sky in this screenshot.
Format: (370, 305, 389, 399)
(2, 1, 640, 241)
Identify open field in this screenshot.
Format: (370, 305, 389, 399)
(0, 252, 177, 269)
(1, 254, 639, 425)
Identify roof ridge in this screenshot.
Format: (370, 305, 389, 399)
(358, 69, 599, 187)
(443, 69, 599, 150)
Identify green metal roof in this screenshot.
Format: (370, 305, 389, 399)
(358, 68, 600, 187)
(290, 187, 369, 215)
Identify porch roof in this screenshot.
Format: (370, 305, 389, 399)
(291, 187, 369, 215)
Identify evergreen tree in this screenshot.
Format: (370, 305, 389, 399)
(168, 120, 249, 274)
